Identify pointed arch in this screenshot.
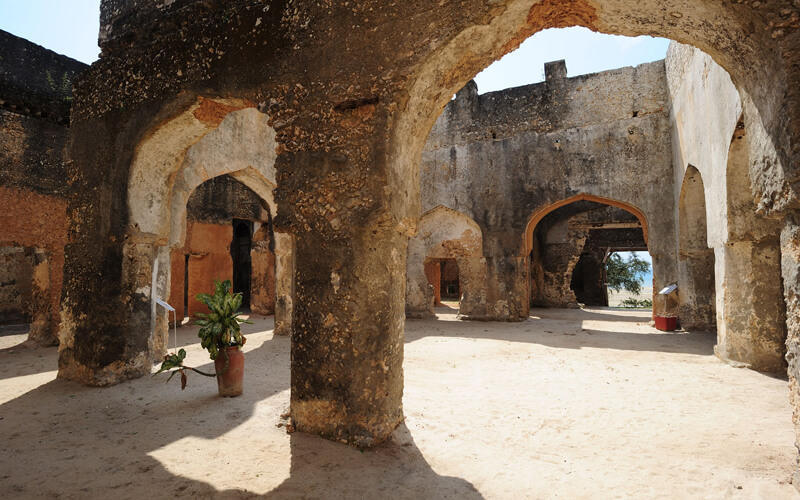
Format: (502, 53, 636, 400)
(523, 194, 649, 256)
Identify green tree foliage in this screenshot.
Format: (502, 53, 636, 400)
(606, 253, 650, 295)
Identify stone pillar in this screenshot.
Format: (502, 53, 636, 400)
(713, 239, 786, 372)
(290, 226, 406, 446)
(59, 240, 157, 386)
(424, 261, 441, 306)
(167, 250, 186, 323)
(456, 256, 486, 318)
(404, 259, 436, 318)
(273, 232, 294, 336)
(484, 255, 528, 320)
(250, 227, 276, 316)
(781, 214, 800, 485)
(27, 249, 54, 346)
(677, 247, 716, 330)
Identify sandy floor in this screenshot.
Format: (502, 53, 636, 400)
(1, 308, 797, 499)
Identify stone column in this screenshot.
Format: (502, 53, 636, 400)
(677, 246, 716, 330)
(456, 255, 487, 318)
(713, 238, 786, 372)
(289, 226, 406, 446)
(27, 249, 54, 346)
(274, 232, 294, 336)
(250, 226, 276, 316)
(782, 214, 800, 484)
(484, 255, 528, 320)
(404, 238, 435, 318)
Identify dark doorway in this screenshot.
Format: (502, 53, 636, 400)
(440, 258, 460, 301)
(231, 219, 253, 307)
(183, 253, 190, 318)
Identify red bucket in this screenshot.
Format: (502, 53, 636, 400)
(654, 316, 677, 331)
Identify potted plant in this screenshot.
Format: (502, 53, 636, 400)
(155, 278, 251, 396)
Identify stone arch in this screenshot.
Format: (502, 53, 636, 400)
(389, 2, 791, 227)
(406, 206, 486, 319)
(59, 96, 290, 384)
(123, 100, 280, 359)
(523, 193, 649, 256)
(526, 196, 651, 310)
(677, 165, 715, 330)
(126, 101, 277, 249)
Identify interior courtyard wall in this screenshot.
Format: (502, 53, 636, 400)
(419, 61, 677, 319)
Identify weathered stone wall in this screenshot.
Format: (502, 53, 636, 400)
(417, 60, 677, 319)
(0, 30, 86, 345)
(667, 42, 786, 370)
(0, 247, 34, 324)
(186, 175, 264, 224)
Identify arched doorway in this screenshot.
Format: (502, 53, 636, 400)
(678, 166, 715, 331)
(406, 206, 486, 319)
(527, 197, 650, 310)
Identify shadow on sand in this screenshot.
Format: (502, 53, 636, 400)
(1, 316, 482, 498)
(406, 307, 716, 357)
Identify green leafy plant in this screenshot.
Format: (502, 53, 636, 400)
(620, 298, 653, 309)
(195, 278, 251, 360)
(155, 279, 251, 389)
(606, 253, 651, 295)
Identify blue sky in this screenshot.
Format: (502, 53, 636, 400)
(1, 0, 102, 64)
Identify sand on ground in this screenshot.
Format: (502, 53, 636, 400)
(1, 307, 797, 499)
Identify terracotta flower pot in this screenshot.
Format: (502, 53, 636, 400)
(214, 346, 244, 397)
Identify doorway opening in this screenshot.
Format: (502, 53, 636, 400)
(528, 199, 649, 309)
(231, 219, 253, 308)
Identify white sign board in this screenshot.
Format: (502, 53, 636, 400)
(155, 298, 176, 312)
(658, 284, 678, 295)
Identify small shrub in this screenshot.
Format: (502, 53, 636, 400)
(619, 298, 653, 309)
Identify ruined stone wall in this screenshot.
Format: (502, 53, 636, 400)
(418, 60, 677, 320)
(667, 42, 786, 369)
(0, 30, 86, 344)
(185, 175, 264, 224)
